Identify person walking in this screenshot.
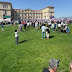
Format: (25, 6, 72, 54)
(1, 22, 4, 31)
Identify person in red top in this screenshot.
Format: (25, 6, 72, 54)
(22, 21, 27, 31)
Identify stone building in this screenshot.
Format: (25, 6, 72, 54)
(0, 2, 12, 21)
(0, 2, 54, 21)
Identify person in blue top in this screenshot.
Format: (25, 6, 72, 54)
(1, 22, 4, 31)
(66, 27, 69, 33)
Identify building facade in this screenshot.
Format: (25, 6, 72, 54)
(0, 2, 12, 21)
(0, 2, 54, 21)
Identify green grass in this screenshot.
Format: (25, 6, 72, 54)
(0, 24, 72, 72)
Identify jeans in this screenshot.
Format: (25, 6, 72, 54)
(42, 32, 45, 39)
(15, 37, 18, 44)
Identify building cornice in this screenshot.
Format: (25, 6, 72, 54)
(0, 2, 11, 4)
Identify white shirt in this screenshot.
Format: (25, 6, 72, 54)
(58, 24, 61, 27)
(15, 32, 18, 37)
(41, 26, 46, 32)
(63, 24, 66, 26)
(27, 22, 30, 26)
(61, 22, 63, 25)
(52, 24, 54, 28)
(35, 22, 38, 26)
(29, 22, 32, 25)
(48, 22, 51, 25)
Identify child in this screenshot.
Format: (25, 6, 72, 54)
(1, 24, 4, 31)
(15, 29, 18, 44)
(46, 26, 50, 39)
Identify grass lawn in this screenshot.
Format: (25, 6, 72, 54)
(0, 24, 72, 72)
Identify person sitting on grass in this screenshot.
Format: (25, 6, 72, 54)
(63, 25, 67, 33)
(69, 61, 72, 72)
(15, 29, 19, 44)
(57, 22, 61, 33)
(41, 24, 46, 39)
(43, 59, 58, 72)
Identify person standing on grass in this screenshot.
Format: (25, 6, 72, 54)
(1, 22, 4, 31)
(35, 21, 38, 29)
(41, 24, 46, 39)
(14, 21, 15, 26)
(15, 29, 19, 44)
(24, 21, 27, 31)
(46, 26, 50, 39)
(27, 21, 30, 30)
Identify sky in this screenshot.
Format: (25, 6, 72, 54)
(0, 0, 72, 18)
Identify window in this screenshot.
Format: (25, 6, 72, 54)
(25, 14, 26, 16)
(36, 14, 37, 16)
(22, 14, 23, 16)
(16, 13, 17, 16)
(49, 8, 52, 12)
(22, 10, 24, 12)
(28, 14, 29, 17)
(5, 10, 7, 15)
(3, 5, 8, 8)
(3, 5, 4, 8)
(19, 13, 20, 16)
(7, 6, 8, 8)
(5, 5, 6, 8)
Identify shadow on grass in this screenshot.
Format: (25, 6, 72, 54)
(22, 30, 28, 32)
(49, 36, 54, 39)
(6, 30, 9, 31)
(45, 36, 54, 39)
(18, 40, 28, 44)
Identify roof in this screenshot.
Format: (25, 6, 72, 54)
(14, 9, 24, 10)
(41, 6, 54, 10)
(33, 10, 41, 11)
(48, 6, 54, 8)
(0, 2, 11, 4)
(14, 9, 41, 11)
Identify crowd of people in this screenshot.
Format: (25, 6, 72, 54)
(14, 19, 71, 43)
(0, 19, 71, 44)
